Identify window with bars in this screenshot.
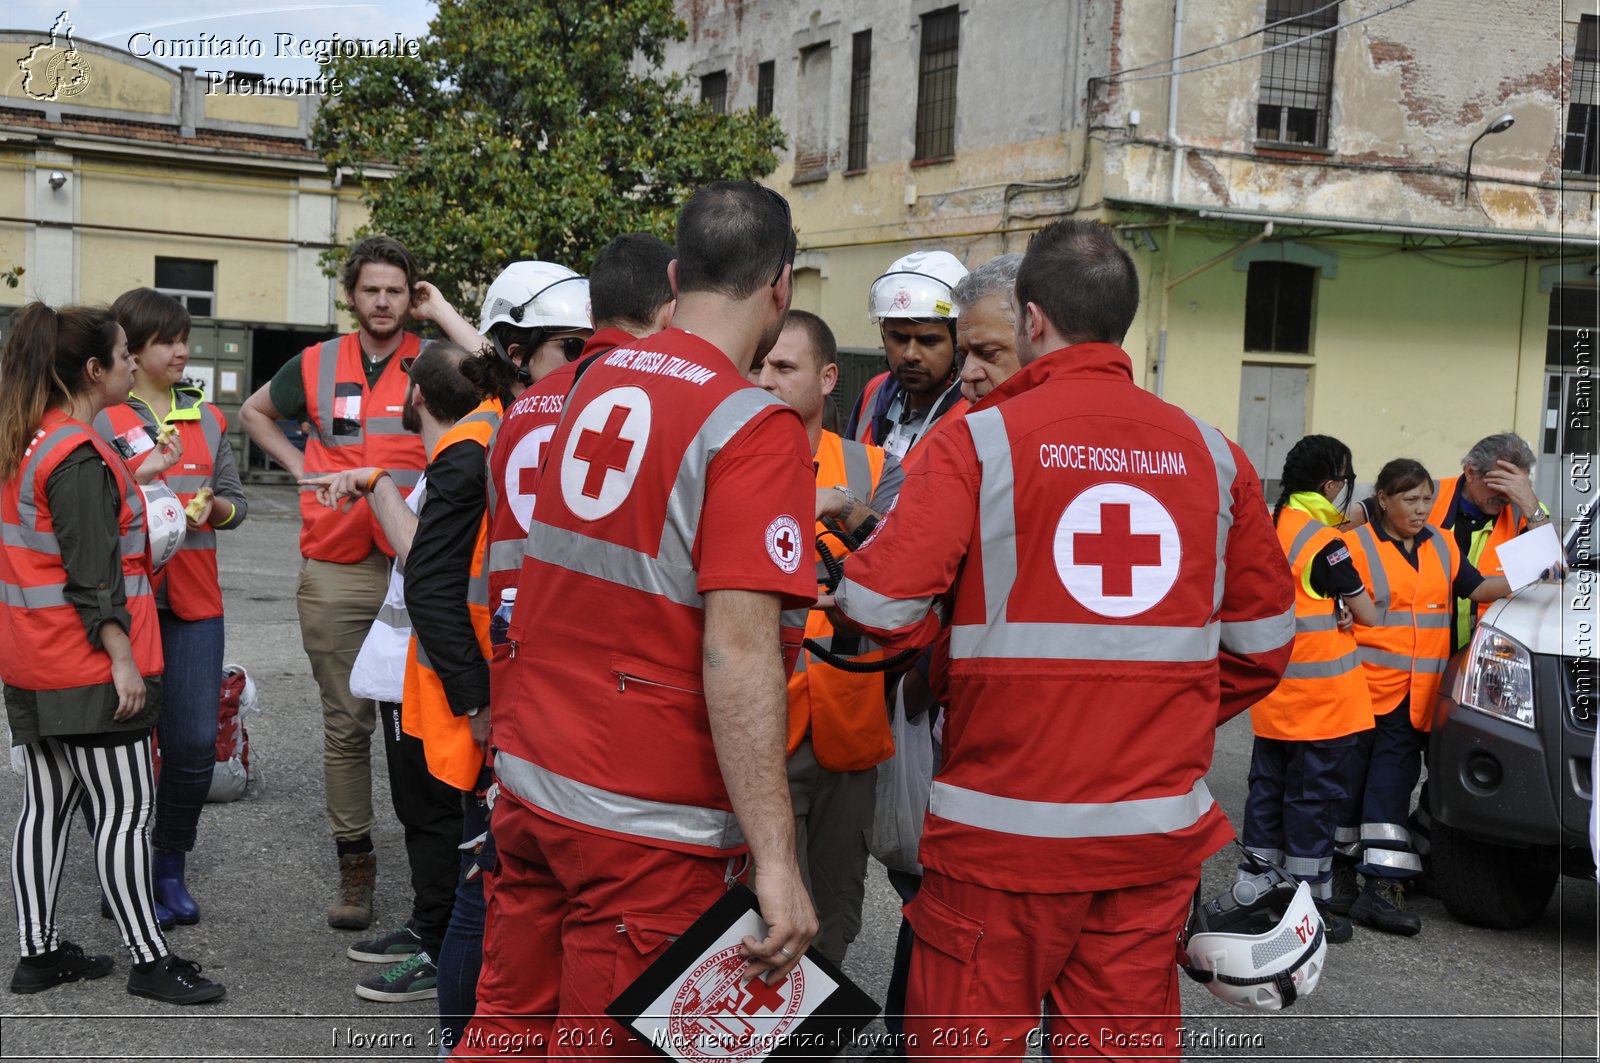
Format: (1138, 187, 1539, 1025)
(700, 70, 728, 114)
(1256, 0, 1338, 148)
(756, 61, 775, 117)
(155, 258, 215, 317)
(1244, 262, 1315, 353)
(915, 8, 959, 161)
(848, 31, 872, 172)
(1564, 16, 1600, 175)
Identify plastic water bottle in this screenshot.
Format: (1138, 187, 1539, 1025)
(490, 588, 517, 647)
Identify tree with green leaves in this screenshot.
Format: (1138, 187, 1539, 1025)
(314, 0, 784, 309)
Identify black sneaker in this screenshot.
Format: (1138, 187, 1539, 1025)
(347, 924, 423, 964)
(127, 954, 226, 1005)
(10, 941, 114, 994)
(1315, 902, 1354, 944)
(1327, 857, 1360, 916)
(1349, 879, 1422, 936)
(355, 951, 437, 1002)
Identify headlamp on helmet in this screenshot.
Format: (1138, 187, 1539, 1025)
(1180, 853, 1327, 1011)
(477, 261, 590, 384)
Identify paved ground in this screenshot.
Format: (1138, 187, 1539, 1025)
(0, 485, 1595, 1061)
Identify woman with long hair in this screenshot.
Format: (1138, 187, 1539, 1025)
(94, 288, 248, 926)
(1339, 458, 1510, 936)
(0, 301, 223, 1004)
(1242, 435, 1377, 944)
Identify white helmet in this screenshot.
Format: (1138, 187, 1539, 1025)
(868, 250, 969, 324)
(223, 663, 258, 713)
(477, 261, 591, 335)
(1181, 859, 1327, 1011)
(141, 483, 186, 573)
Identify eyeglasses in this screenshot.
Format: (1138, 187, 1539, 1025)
(400, 356, 416, 377)
(755, 183, 797, 287)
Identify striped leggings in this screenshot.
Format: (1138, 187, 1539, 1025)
(11, 736, 170, 964)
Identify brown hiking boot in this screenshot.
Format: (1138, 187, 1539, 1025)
(327, 852, 376, 930)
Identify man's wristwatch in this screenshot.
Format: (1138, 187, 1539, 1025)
(464, 705, 485, 718)
(831, 484, 859, 516)
(1526, 509, 1550, 526)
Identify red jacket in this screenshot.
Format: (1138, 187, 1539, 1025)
(485, 328, 633, 608)
(494, 329, 816, 856)
(835, 342, 1294, 892)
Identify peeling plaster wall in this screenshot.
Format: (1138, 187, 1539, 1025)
(666, 0, 1090, 347)
(1101, 0, 1592, 233)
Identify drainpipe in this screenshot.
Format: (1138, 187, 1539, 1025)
(1166, 0, 1186, 203)
(328, 170, 342, 327)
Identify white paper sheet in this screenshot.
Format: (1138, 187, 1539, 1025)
(1495, 522, 1563, 590)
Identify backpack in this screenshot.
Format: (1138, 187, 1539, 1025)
(206, 664, 257, 803)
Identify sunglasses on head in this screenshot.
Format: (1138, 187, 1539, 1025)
(755, 184, 797, 287)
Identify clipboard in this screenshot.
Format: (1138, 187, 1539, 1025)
(607, 885, 880, 1062)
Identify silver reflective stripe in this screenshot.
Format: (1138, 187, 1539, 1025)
(1284, 854, 1323, 877)
(1219, 605, 1295, 655)
(928, 778, 1215, 840)
(366, 416, 409, 437)
(467, 563, 491, 609)
(1383, 610, 1452, 629)
(496, 750, 745, 849)
(485, 420, 503, 521)
(1286, 519, 1322, 568)
(178, 531, 217, 552)
(659, 389, 782, 567)
(165, 475, 211, 493)
(388, 469, 423, 489)
(1334, 825, 1360, 844)
(313, 338, 347, 444)
(780, 606, 809, 631)
(1360, 821, 1411, 844)
(949, 620, 1220, 662)
(1358, 648, 1446, 674)
(1355, 525, 1388, 617)
(416, 634, 434, 671)
(527, 523, 701, 608)
(17, 425, 80, 515)
(1188, 415, 1237, 614)
(1242, 846, 1284, 865)
(835, 576, 934, 634)
(1360, 847, 1423, 873)
(1, 523, 59, 554)
(0, 580, 68, 608)
(198, 403, 223, 457)
(487, 538, 523, 576)
(1284, 652, 1361, 679)
(967, 409, 1016, 627)
(1296, 613, 1338, 634)
(375, 599, 410, 630)
(1307, 879, 1333, 900)
(125, 574, 152, 597)
(840, 437, 874, 500)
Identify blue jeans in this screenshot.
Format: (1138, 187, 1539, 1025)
(151, 612, 223, 854)
(437, 778, 493, 1049)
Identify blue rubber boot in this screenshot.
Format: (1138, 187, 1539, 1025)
(153, 850, 200, 925)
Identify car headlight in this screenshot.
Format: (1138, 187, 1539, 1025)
(1454, 623, 1535, 729)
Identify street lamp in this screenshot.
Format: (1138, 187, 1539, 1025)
(1463, 114, 1515, 200)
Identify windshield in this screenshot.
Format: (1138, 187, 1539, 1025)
(1565, 505, 1597, 570)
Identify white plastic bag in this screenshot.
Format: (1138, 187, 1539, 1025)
(869, 683, 934, 875)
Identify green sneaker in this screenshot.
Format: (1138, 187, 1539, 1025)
(355, 951, 437, 1002)
(346, 924, 422, 964)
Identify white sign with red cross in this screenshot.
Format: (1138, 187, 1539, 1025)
(765, 515, 804, 574)
(503, 423, 556, 533)
(559, 386, 651, 521)
(1051, 482, 1181, 618)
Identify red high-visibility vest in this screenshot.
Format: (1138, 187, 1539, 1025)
(298, 333, 426, 562)
(402, 398, 500, 789)
(494, 329, 815, 857)
(1344, 523, 1459, 730)
(788, 430, 894, 772)
(95, 393, 227, 620)
(1248, 506, 1373, 741)
(0, 409, 163, 689)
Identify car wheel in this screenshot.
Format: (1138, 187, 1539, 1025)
(1430, 823, 1560, 930)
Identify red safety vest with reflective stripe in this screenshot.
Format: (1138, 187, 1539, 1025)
(485, 329, 631, 608)
(402, 398, 500, 790)
(1344, 523, 1459, 730)
(495, 330, 812, 857)
(95, 395, 227, 620)
(298, 334, 426, 562)
(833, 344, 1296, 893)
(788, 430, 893, 772)
(1428, 475, 1531, 643)
(0, 410, 163, 689)
(1248, 506, 1373, 741)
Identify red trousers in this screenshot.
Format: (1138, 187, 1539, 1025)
(904, 868, 1200, 1061)
(452, 793, 736, 1059)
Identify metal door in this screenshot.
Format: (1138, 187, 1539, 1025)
(1238, 364, 1307, 499)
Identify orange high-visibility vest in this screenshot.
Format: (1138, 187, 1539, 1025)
(95, 393, 227, 620)
(1345, 523, 1460, 730)
(298, 333, 427, 562)
(401, 398, 500, 790)
(1248, 506, 1373, 741)
(0, 410, 163, 689)
(1429, 475, 1533, 645)
(787, 430, 894, 772)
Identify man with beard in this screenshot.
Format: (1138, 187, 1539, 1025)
(844, 250, 970, 462)
(241, 235, 429, 931)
